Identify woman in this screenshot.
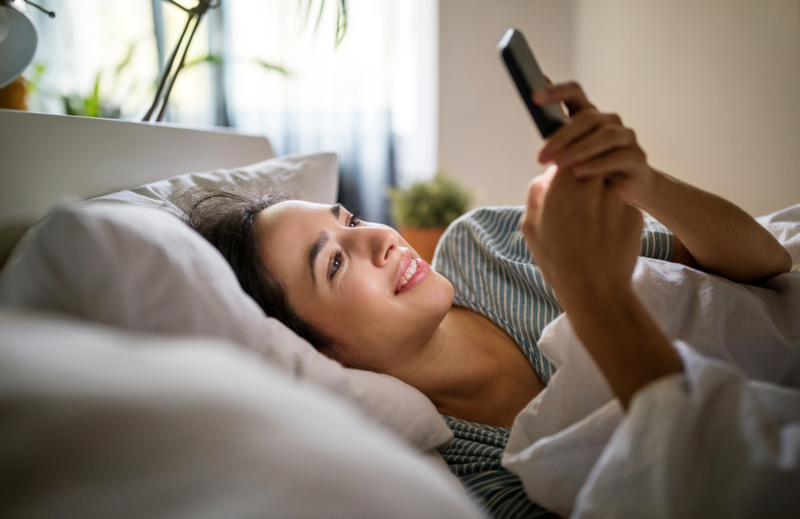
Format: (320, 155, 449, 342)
(181, 82, 792, 517)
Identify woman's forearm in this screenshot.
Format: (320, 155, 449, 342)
(636, 170, 792, 283)
(562, 284, 683, 410)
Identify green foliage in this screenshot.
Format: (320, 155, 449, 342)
(60, 40, 140, 118)
(62, 72, 104, 117)
(297, 0, 348, 46)
(253, 59, 290, 76)
(184, 54, 223, 69)
(388, 172, 472, 228)
(24, 63, 47, 96)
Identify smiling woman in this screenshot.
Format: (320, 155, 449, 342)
(178, 182, 547, 427)
(252, 198, 455, 374)
(176, 80, 795, 519)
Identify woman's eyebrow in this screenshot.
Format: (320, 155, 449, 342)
(308, 204, 343, 285)
(308, 232, 329, 285)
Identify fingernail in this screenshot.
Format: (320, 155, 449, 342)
(533, 90, 546, 104)
(538, 150, 550, 163)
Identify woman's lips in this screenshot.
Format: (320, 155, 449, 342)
(395, 257, 430, 295)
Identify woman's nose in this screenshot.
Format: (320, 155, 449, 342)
(349, 225, 397, 266)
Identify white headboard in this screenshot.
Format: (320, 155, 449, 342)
(0, 109, 274, 264)
(0, 109, 274, 223)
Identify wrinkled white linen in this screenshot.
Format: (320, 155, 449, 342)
(573, 342, 800, 519)
(502, 205, 800, 518)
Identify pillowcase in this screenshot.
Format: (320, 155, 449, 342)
(0, 203, 453, 451)
(0, 309, 481, 519)
(91, 151, 340, 216)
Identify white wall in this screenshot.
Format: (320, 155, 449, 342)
(439, 0, 800, 216)
(392, 0, 440, 185)
(438, 0, 575, 208)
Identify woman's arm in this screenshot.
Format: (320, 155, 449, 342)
(521, 165, 682, 409)
(636, 171, 791, 283)
(533, 82, 792, 283)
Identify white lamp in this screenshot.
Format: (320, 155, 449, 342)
(0, 0, 38, 89)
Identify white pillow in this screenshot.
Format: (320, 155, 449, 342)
(0, 309, 482, 519)
(0, 203, 453, 451)
(91, 151, 340, 215)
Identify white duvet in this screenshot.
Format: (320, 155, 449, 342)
(502, 205, 800, 518)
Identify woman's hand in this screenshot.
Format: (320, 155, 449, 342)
(520, 164, 644, 311)
(533, 82, 656, 208)
(521, 144, 683, 411)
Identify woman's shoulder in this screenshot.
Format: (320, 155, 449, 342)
(440, 206, 524, 244)
(452, 205, 524, 227)
(434, 205, 529, 272)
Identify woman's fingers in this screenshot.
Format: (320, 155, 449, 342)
(531, 80, 653, 205)
(571, 147, 646, 179)
(539, 110, 620, 163)
(521, 166, 557, 244)
(551, 123, 636, 172)
(533, 81, 593, 116)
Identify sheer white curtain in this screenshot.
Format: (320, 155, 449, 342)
(23, 0, 438, 224)
(222, 0, 427, 222)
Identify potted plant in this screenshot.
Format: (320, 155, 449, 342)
(388, 172, 472, 263)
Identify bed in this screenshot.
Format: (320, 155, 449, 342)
(0, 109, 486, 519)
(3, 108, 800, 519)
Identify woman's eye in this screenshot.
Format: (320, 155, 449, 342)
(348, 211, 361, 227)
(330, 251, 343, 279)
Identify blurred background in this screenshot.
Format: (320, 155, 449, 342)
(9, 0, 800, 219)
(439, 0, 800, 218)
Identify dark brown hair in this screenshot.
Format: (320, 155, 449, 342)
(174, 185, 339, 356)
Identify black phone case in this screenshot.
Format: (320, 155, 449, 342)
(499, 31, 564, 139)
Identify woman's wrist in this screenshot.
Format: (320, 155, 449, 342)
(560, 278, 639, 326)
(628, 166, 666, 212)
(563, 284, 683, 409)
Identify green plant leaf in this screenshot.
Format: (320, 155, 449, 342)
(24, 62, 47, 95)
(335, 0, 347, 47)
(115, 41, 137, 75)
(254, 59, 290, 76)
(296, 0, 348, 45)
(183, 54, 223, 69)
(388, 172, 472, 228)
(315, 0, 326, 33)
(298, 0, 315, 32)
(85, 72, 102, 117)
(62, 95, 81, 116)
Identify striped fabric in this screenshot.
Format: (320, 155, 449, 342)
(433, 206, 674, 518)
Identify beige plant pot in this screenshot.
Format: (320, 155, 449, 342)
(398, 226, 447, 264)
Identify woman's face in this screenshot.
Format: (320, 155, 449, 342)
(254, 200, 455, 373)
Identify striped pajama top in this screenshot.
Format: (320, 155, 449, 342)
(432, 206, 674, 518)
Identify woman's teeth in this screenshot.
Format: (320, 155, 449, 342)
(400, 259, 418, 288)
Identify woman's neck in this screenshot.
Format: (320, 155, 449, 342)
(391, 306, 545, 427)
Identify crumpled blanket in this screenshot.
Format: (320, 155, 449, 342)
(502, 204, 800, 518)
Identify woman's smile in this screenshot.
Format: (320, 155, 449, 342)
(395, 252, 431, 295)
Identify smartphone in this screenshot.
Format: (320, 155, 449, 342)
(497, 28, 566, 139)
